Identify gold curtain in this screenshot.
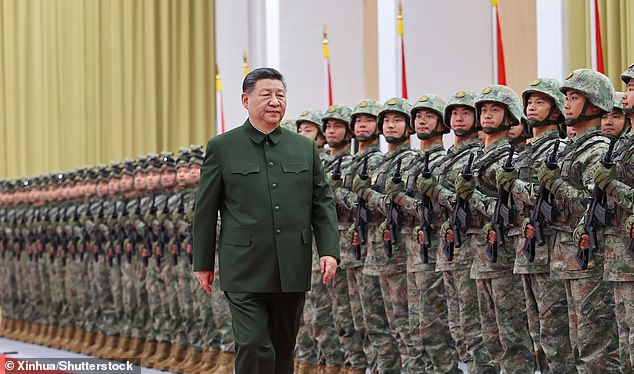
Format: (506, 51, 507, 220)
(566, 0, 634, 90)
(0, 0, 216, 179)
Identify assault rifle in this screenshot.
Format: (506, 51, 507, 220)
(486, 146, 515, 263)
(352, 157, 369, 260)
(445, 153, 474, 260)
(418, 152, 432, 263)
(384, 159, 403, 258)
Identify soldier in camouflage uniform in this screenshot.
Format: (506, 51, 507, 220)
(352, 97, 417, 373)
(455, 85, 535, 372)
(623, 64, 634, 136)
(537, 68, 620, 371)
(295, 109, 327, 372)
(333, 99, 385, 374)
(281, 118, 297, 132)
(496, 78, 575, 373)
(384, 94, 461, 373)
(579, 65, 634, 373)
(600, 92, 627, 138)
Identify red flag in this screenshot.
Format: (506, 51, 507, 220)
(593, 0, 604, 73)
(397, 0, 408, 99)
(493, 0, 506, 85)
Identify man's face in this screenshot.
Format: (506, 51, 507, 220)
(414, 109, 440, 135)
(108, 177, 121, 193)
(134, 172, 147, 190)
(188, 164, 201, 184)
(381, 112, 408, 138)
(120, 174, 133, 191)
(85, 182, 97, 196)
(564, 90, 587, 119)
(160, 170, 177, 186)
(97, 181, 109, 196)
(479, 102, 506, 129)
(298, 122, 320, 140)
(177, 166, 188, 186)
(450, 105, 476, 133)
(242, 79, 286, 127)
(146, 171, 160, 188)
(623, 81, 634, 110)
(324, 119, 347, 146)
(353, 114, 377, 139)
(526, 93, 555, 122)
(601, 109, 626, 136)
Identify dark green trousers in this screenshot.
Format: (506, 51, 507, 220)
(225, 291, 305, 374)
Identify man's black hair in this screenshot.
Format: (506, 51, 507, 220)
(242, 67, 287, 94)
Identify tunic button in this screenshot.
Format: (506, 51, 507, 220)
(274, 205, 280, 211)
(271, 183, 278, 188)
(268, 161, 275, 167)
(265, 141, 271, 147)
(276, 228, 281, 234)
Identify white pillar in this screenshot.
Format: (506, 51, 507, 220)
(248, 0, 280, 69)
(377, 0, 398, 102)
(536, 0, 566, 79)
(265, 0, 281, 70)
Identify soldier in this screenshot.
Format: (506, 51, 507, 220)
(601, 92, 627, 138)
(537, 68, 620, 371)
(333, 99, 385, 374)
(455, 85, 535, 372)
(496, 78, 575, 372)
(384, 94, 460, 372)
(295, 108, 327, 372)
(352, 97, 417, 372)
(281, 118, 297, 132)
(578, 65, 634, 373)
(623, 64, 634, 136)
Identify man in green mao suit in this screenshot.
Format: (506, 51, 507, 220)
(193, 67, 340, 374)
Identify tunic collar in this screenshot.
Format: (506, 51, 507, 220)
(244, 119, 283, 145)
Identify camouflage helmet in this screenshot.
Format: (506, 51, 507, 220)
(560, 68, 615, 113)
(321, 104, 352, 133)
(377, 97, 413, 133)
(613, 92, 624, 111)
(444, 90, 477, 126)
(350, 99, 383, 132)
(280, 118, 297, 133)
(521, 78, 565, 122)
(475, 85, 523, 129)
(621, 63, 634, 84)
(296, 110, 324, 135)
(411, 94, 449, 135)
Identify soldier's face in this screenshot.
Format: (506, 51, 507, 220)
(414, 109, 440, 135)
(564, 90, 600, 119)
(242, 79, 286, 128)
(108, 177, 121, 193)
(479, 103, 506, 128)
(526, 93, 555, 122)
(298, 122, 320, 141)
(188, 165, 201, 183)
(97, 181, 109, 196)
(134, 172, 147, 190)
(160, 170, 177, 186)
(601, 109, 626, 136)
(353, 114, 377, 138)
(624, 82, 634, 109)
(147, 171, 160, 188)
(450, 106, 476, 132)
(324, 119, 347, 145)
(381, 112, 408, 137)
(85, 182, 97, 196)
(177, 167, 188, 185)
(120, 174, 133, 190)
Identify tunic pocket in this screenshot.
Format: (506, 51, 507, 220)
(282, 162, 309, 174)
(231, 163, 260, 175)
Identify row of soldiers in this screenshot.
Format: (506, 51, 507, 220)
(0, 147, 236, 373)
(285, 65, 634, 374)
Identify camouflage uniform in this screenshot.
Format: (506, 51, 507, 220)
(387, 94, 460, 373)
(497, 79, 576, 373)
(538, 69, 620, 372)
(464, 86, 535, 373)
(354, 98, 418, 373)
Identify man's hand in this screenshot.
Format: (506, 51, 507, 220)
(384, 179, 405, 201)
(454, 174, 475, 199)
(522, 218, 536, 239)
(352, 175, 372, 196)
(496, 168, 517, 191)
(195, 270, 214, 294)
(573, 224, 589, 249)
(327, 173, 343, 190)
(590, 162, 615, 190)
(537, 163, 561, 191)
(320, 255, 337, 285)
(417, 174, 438, 196)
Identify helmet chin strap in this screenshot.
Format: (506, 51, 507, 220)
(327, 138, 351, 148)
(453, 121, 480, 137)
(481, 111, 512, 134)
(416, 119, 446, 140)
(527, 104, 560, 130)
(355, 126, 380, 142)
(564, 99, 603, 127)
(384, 127, 410, 144)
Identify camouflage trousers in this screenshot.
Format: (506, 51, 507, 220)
(345, 266, 373, 371)
(211, 270, 235, 352)
(120, 259, 138, 338)
(442, 269, 497, 374)
(614, 281, 634, 374)
(83, 258, 99, 332)
(108, 261, 123, 336)
(359, 271, 401, 373)
(563, 276, 620, 373)
(295, 294, 319, 364)
(94, 256, 116, 336)
(173, 256, 193, 345)
(406, 270, 460, 373)
(60, 260, 76, 329)
(520, 273, 575, 373)
(476, 276, 535, 374)
(187, 270, 205, 348)
(308, 269, 344, 366)
(143, 261, 159, 340)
